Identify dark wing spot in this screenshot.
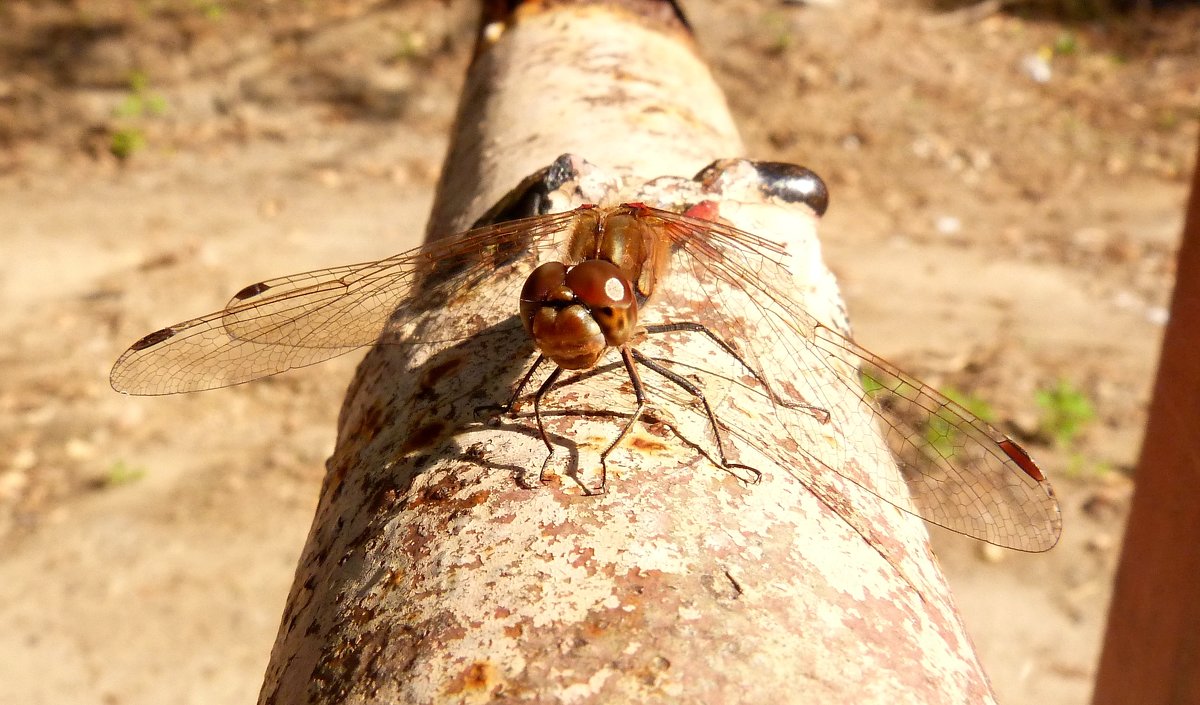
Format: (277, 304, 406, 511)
(130, 326, 177, 350)
(232, 281, 272, 300)
(998, 439, 1046, 482)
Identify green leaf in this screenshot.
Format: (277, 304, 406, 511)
(1035, 378, 1095, 448)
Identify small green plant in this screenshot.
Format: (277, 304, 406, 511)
(860, 368, 995, 461)
(925, 387, 995, 459)
(110, 128, 145, 159)
(109, 70, 167, 160)
(392, 29, 428, 62)
(1154, 108, 1182, 132)
(759, 11, 793, 55)
(1052, 32, 1078, 56)
(860, 370, 885, 397)
(115, 71, 167, 118)
(192, 0, 224, 20)
(1063, 454, 1114, 479)
(943, 387, 995, 422)
(105, 460, 147, 487)
(1035, 378, 1095, 448)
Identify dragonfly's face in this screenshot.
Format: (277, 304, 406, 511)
(520, 260, 638, 370)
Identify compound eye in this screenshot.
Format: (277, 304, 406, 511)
(565, 260, 637, 346)
(520, 261, 569, 304)
(565, 260, 633, 309)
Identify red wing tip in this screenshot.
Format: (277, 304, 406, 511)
(998, 439, 1047, 482)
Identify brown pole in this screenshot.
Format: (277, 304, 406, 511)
(1091, 136, 1200, 705)
(258, 3, 997, 703)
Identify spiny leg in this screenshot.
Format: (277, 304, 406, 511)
(532, 364, 565, 486)
(593, 346, 649, 495)
(630, 348, 762, 484)
(470, 354, 559, 490)
(643, 321, 830, 424)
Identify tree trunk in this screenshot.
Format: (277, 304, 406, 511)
(258, 2, 996, 703)
(1091, 134, 1200, 705)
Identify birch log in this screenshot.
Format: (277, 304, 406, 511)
(258, 2, 997, 703)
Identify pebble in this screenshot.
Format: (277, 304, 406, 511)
(1021, 53, 1052, 84)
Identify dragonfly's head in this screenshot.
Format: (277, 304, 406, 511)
(520, 260, 638, 370)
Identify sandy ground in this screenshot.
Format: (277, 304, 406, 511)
(0, 1, 1196, 703)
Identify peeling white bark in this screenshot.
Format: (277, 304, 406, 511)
(258, 4, 996, 704)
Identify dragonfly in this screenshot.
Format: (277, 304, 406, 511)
(110, 201, 1062, 552)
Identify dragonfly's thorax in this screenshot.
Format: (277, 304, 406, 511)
(565, 205, 671, 306)
(520, 259, 638, 370)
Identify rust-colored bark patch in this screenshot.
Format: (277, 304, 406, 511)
(634, 654, 672, 687)
(408, 471, 492, 512)
(347, 602, 377, 627)
(570, 546, 596, 569)
(540, 520, 587, 539)
(322, 453, 351, 501)
(355, 400, 389, 440)
(440, 622, 470, 642)
(581, 615, 610, 638)
(370, 484, 400, 514)
(630, 434, 667, 453)
(464, 489, 491, 507)
(445, 660, 500, 695)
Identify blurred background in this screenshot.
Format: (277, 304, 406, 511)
(0, 1, 1195, 703)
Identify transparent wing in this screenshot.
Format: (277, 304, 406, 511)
(110, 211, 577, 395)
(640, 206, 1061, 552)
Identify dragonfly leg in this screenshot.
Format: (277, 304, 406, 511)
(592, 347, 650, 495)
(532, 365, 565, 487)
(631, 348, 762, 484)
(643, 321, 831, 424)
